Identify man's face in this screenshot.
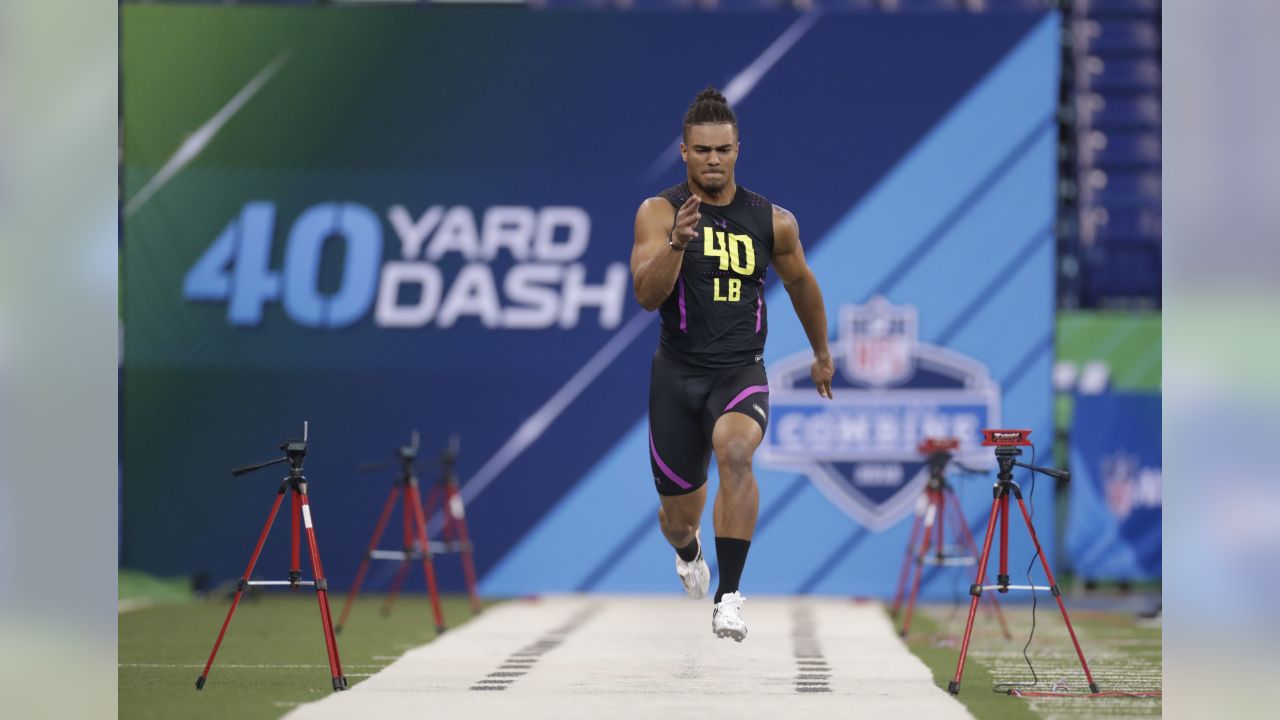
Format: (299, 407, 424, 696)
(681, 123, 739, 195)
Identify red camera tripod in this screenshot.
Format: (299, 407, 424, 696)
(949, 429, 1098, 696)
(891, 438, 1011, 641)
(196, 422, 346, 692)
(335, 433, 480, 635)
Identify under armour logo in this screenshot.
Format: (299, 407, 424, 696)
(752, 403, 766, 420)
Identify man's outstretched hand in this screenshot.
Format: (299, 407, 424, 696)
(812, 355, 834, 399)
(671, 194, 701, 247)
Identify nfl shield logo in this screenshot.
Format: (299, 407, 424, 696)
(759, 296, 1000, 531)
(1103, 452, 1140, 520)
(843, 296, 917, 387)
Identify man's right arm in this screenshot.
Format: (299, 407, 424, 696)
(630, 194, 701, 311)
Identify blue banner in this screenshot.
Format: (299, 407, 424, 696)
(1066, 392, 1162, 581)
(123, 6, 1059, 600)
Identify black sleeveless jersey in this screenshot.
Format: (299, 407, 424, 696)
(657, 181, 775, 369)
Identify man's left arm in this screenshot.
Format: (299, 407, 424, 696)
(771, 205, 834, 399)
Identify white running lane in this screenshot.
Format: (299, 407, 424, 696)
(286, 595, 973, 720)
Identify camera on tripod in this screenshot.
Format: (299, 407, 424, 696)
(917, 437, 960, 474)
(981, 428, 1032, 447)
(918, 437, 960, 453)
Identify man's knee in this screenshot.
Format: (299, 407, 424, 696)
(658, 506, 695, 535)
(715, 436, 756, 479)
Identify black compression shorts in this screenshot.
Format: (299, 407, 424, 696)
(648, 347, 770, 496)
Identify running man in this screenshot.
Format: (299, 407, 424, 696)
(630, 87, 835, 641)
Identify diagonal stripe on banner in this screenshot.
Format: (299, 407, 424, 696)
(454, 310, 656, 511)
(1000, 332, 1054, 393)
(576, 475, 810, 592)
(931, 224, 1053, 346)
(796, 527, 870, 595)
(124, 53, 289, 218)
(638, 10, 824, 185)
(868, 115, 1054, 299)
(575, 505, 659, 593)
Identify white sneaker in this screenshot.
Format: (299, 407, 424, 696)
(675, 530, 710, 599)
(712, 591, 748, 642)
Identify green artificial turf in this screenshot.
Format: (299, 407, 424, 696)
(119, 569, 194, 605)
(1056, 311, 1161, 392)
(120, 592, 494, 720)
(901, 602, 1162, 719)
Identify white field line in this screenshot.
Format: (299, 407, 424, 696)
(920, 604, 1161, 717)
(971, 649, 1161, 718)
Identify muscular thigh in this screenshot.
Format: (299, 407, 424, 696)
(659, 484, 707, 528)
(703, 363, 770, 440)
(648, 353, 714, 496)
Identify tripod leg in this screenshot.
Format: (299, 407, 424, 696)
(445, 483, 483, 615)
(290, 491, 302, 589)
(950, 493, 1002, 695)
(423, 485, 442, 522)
(1013, 495, 1100, 694)
(432, 486, 453, 549)
(298, 488, 348, 691)
(382, 502, 414, 617)
(900, 492, 936, 638)
(947, 491, 1012, 641)
(337, 485, 402, 633)
(196, 487, 288, 690)
(891, 501, 925, 618)
(935, 488, 945, 563)
(407, 483, 448, 634)
(998, 493, 1011, 592)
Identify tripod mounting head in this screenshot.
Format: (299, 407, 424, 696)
(993, 445, 1023, 476)
(984, 429, 1070, 483)
(918, 437, 959, 481)
(398, 430, 421, 464)
(357, 430, 425, 477)
(232, 421, 310, 477)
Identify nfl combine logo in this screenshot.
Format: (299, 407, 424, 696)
(759, 296, 1001, 530)
(845, 296, 916, 387)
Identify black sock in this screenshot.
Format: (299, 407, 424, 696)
(675, 535, 700, 563)
(714, 537, 751, 603)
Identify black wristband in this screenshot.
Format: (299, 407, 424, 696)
(668, 233, 687, 252)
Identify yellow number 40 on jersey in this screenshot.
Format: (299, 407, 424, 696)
(703, 228, 754, 303)
(702, 228, 756, 275)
